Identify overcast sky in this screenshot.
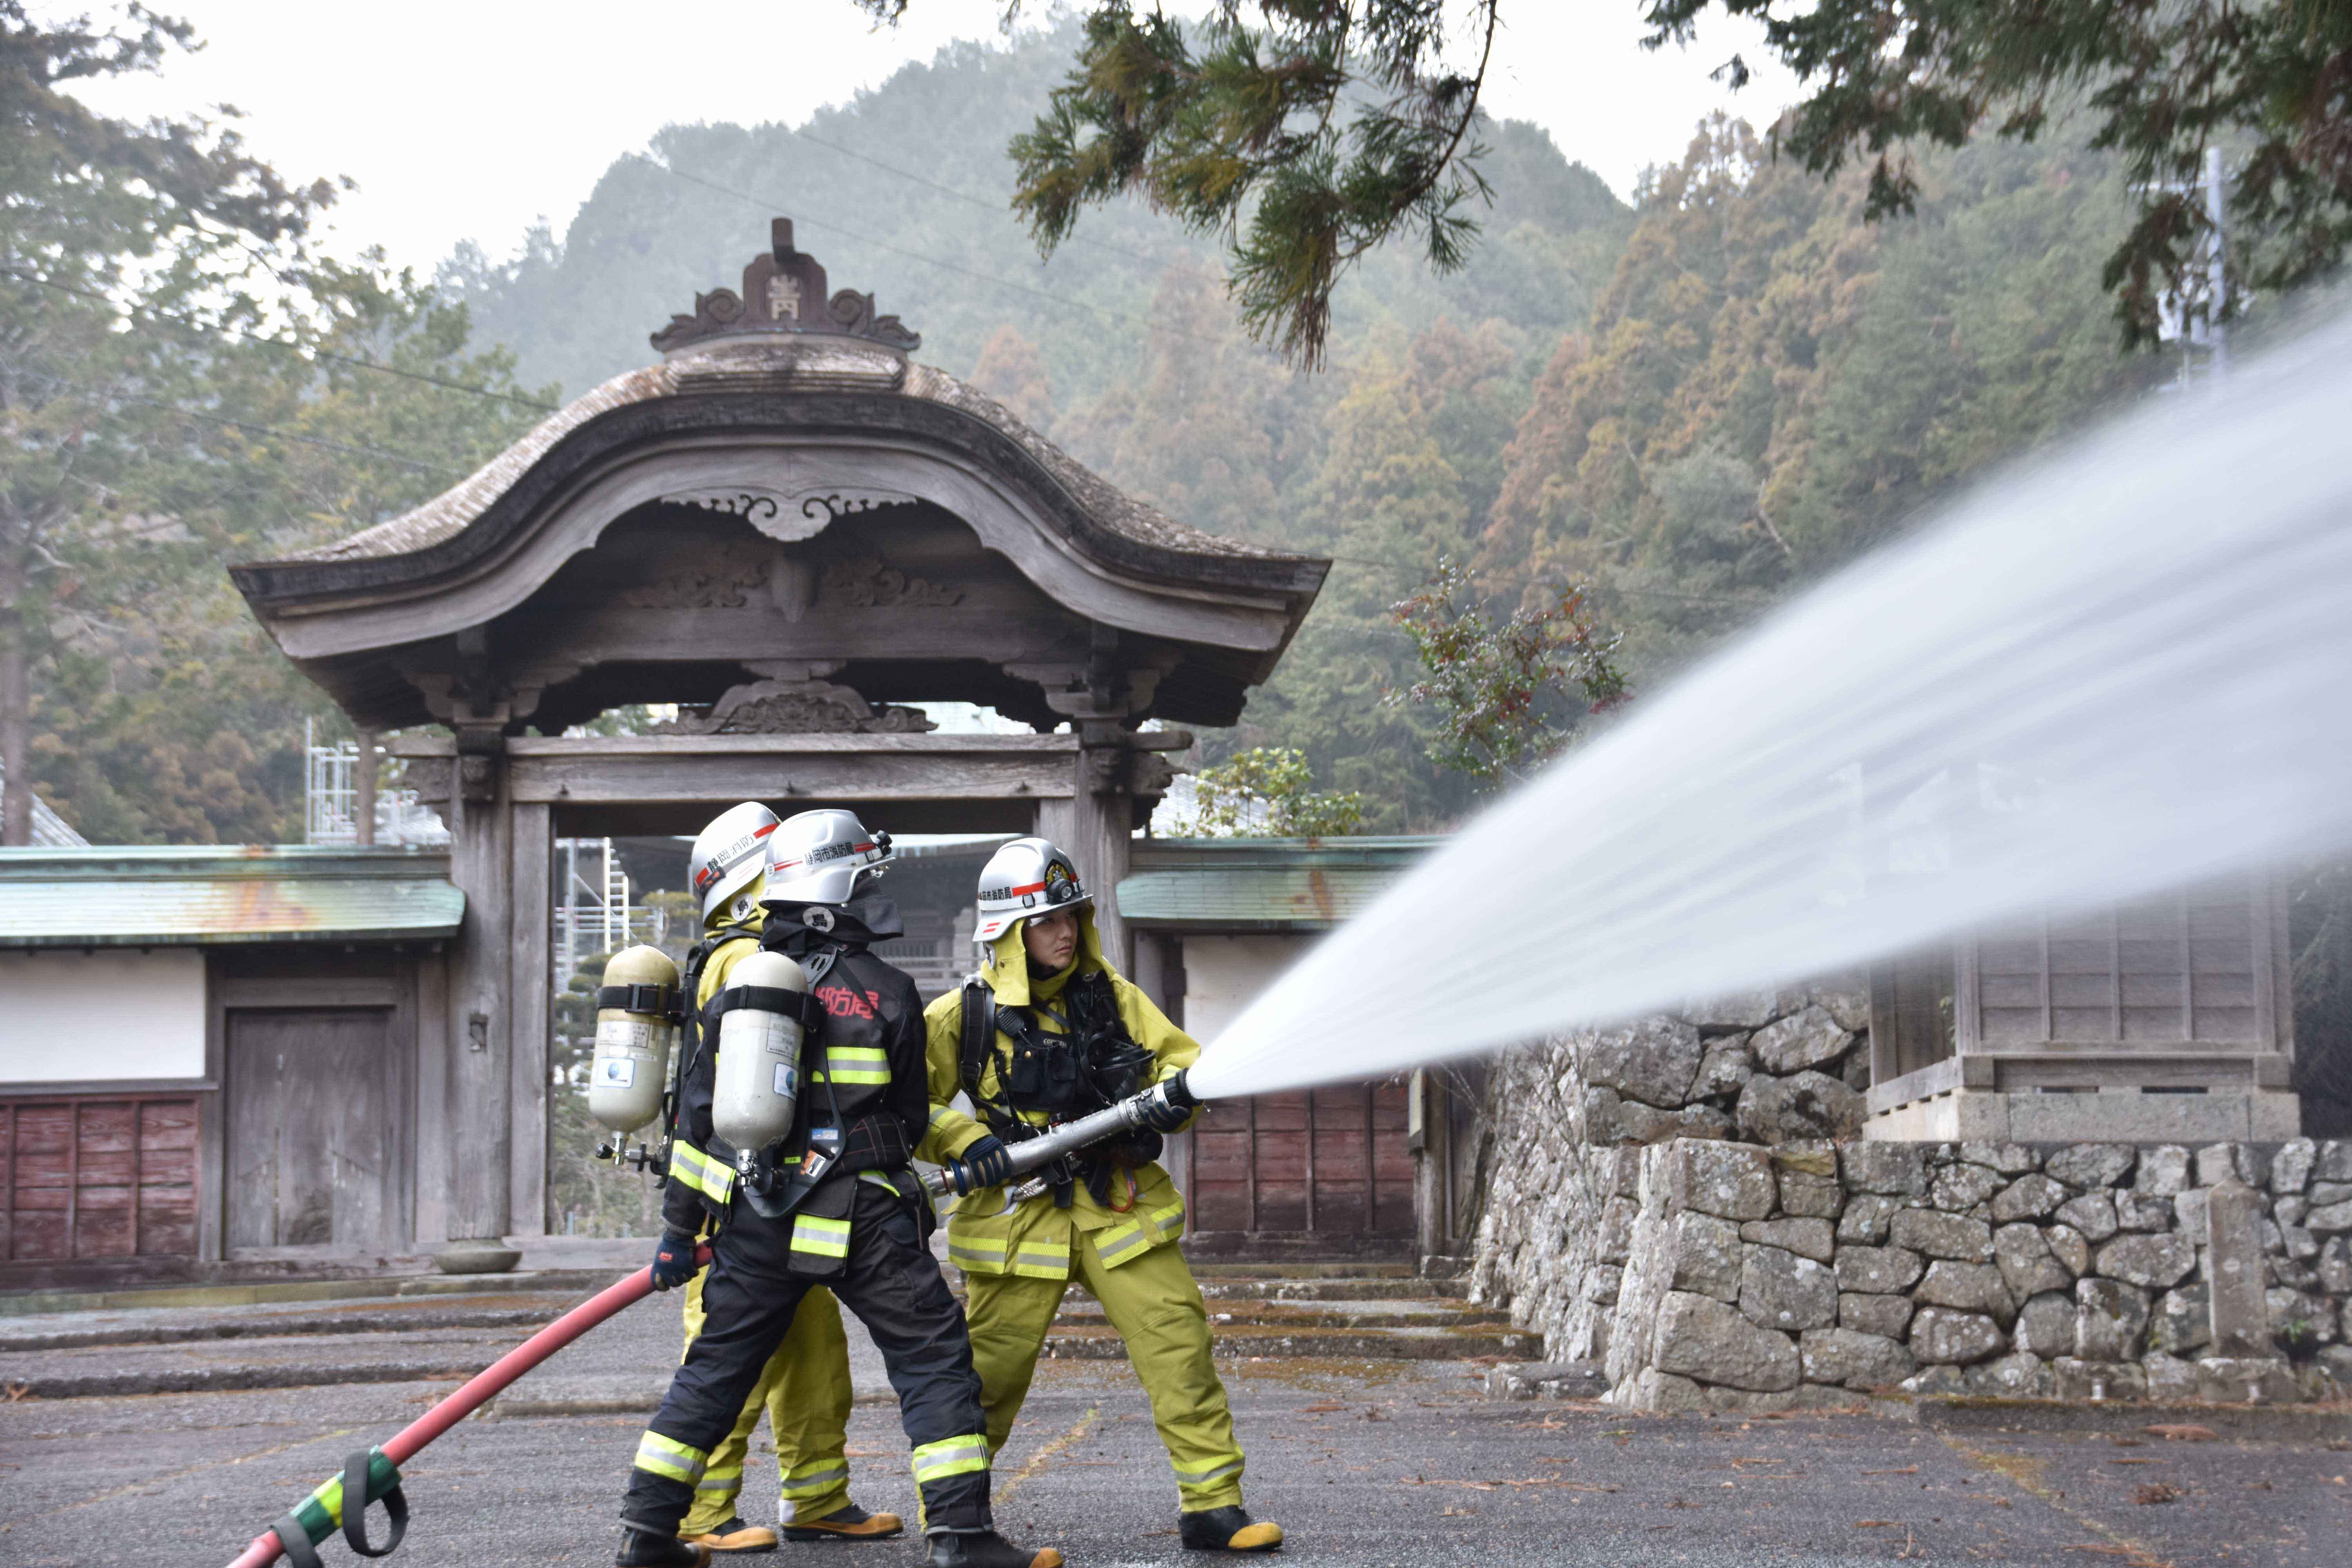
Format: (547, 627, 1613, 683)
(64, 2, 1797, 274)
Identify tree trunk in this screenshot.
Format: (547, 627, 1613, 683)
(0, 582, 29, 846)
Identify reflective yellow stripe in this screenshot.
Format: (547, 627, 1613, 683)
(927, 1105, 957, 1128)
(791, 1214, 852, 1258)
(858, 1170, 905, 1196)
(779, 1459, 849, 1498)
(823, 1045, 891, 1085)
(1173, 1457, 1244, 1487)
(695, 1463, 742, 1493)
(947, 1240, 1004, 1271)
(668, 1141, 736, 1205)
(634, 1431, 709, 1484)
(910, 1434, 990, 1484)
(1094, 1221, 1147, 1263)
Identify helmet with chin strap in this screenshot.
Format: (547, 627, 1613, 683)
(973, 836, 1089, 944)
(762, 808, 894, 907)
(688, 801, 780, 926)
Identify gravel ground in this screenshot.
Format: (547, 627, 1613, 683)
(6, 1347, 2352, 1566)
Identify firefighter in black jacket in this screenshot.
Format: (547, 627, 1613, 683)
(617, 810, 1062, 1568)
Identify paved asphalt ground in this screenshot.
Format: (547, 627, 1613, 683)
(7, 1327, 2352, 1568)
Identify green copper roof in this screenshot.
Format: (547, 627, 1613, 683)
(0, 845, 463, 947)
(1116, 837, 1437, 931)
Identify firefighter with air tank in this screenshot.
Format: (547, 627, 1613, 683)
(919, 838, 1283, 1554)
(609, 809, 1060, 1568)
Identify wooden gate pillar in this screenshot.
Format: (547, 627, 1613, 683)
(1039, 722, 1133, 972)
(443, 731, 514, 1249)
(508, 802, 552, 1237)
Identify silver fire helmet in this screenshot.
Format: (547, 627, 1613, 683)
(763, 809, 894, 907)
(689, 801, 780, 925)
(973, 836, 1089, 944)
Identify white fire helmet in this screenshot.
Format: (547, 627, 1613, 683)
(973, 837, 1089, 944)
(689, 802, 779, 925)
(763, 808, 894, 907)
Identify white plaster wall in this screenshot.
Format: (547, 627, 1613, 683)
(0, 950, 206, 1082)
(1179, 934, 1312, 1044)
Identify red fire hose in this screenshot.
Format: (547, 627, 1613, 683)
(223, 1249, 706, 1568)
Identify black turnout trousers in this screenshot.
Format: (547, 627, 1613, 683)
(621, 1181, 992, 1537)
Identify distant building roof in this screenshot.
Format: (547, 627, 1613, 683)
(1117, 837, 1438, 932)
(0, 758, 88, 848)
(0, 845, 464, 948)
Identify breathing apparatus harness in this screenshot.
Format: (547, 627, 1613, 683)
(958, 964, 1161, 1209)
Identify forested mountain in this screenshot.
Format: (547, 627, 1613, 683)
(23, 24, 2170, 842)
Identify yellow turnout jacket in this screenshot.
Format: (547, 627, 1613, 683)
(919, 911, 1198, 1279)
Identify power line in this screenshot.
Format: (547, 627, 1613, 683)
(0, 265, 560, 414)
(650, 161, 1213, 346)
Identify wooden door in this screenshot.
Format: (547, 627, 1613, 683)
(1186, 1080, 1415, 1245)
(225, 1009, 400, 1254)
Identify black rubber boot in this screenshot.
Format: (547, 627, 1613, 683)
(923, 1530, 1064, 1568)
(1179, 1507, 1284, 1553)
(783, 1502, 904, 1541)
(617, 1528, 713, 1567)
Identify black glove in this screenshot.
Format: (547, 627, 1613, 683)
(1136, 1078, 1195, 1133)
(951, 1135, 1013, 1194)
(649, 1230, 701, 1291)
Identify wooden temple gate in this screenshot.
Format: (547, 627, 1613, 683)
(232, 220, 1328, 1255)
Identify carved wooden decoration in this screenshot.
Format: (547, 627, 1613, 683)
(651, 218, 920, 354)
(821, 556, 964, 609)
(621, 548, 771, 610)
(654, 678, 937, 736)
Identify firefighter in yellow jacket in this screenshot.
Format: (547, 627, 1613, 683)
(672, 803, 901, 1552)
(919, 838, 1282, 1553)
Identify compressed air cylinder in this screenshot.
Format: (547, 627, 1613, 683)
(588, 946, 680, 1136)
(711, 949, 808, 1154)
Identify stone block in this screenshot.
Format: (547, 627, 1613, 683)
(1911, 1307, 2007, 1366)
(1916, 1260, 2018, 1322)
(2046, 1223, 2092, 1277)
(2150, 1284, 2214, 1356)
(2137, 1145, 2192, 1196)
(1667, 1211, 1746, 1303)
(1842, 1142, 1929, 1198)
(2052, 1358, 2147, 1402)
(2115, 1190, 2176, 1232)
(2318, 1236, 2352, 1294)
(1749, 1007, 1853, 1074)
(2270, 1256, 2318, 1291)
(1994, 1223, 2072, 1298)
(1737, 1071, 1864, 1144)
(1741, 1245, 1838, 1331)
(1584, 1265, 1624, 1307)
(2207, 1181, 2272, 1358)
(2145, 1352, 2200, 1401)
(1836, 1245, 1926, 1295)
(1681, 990, 1778, 1030)
(2197, 1143, 2268, 1190)
(1837, 1194, 1900, 1245)
(2314, 1181, 2352, 1205)
(1615, 1367, 1709, 1413)
(1581, 1085, 1624, 1144)
(1534, 1363, 1611, 1401)
(2046, 1143, 2137, 1190)
(1651, 1290, 1800, 1392)
(1702, 1384, 1801, 1414)
(1966, 1351, 2053, 1398)
(1617, 1100, 1735, 1144)
(2095, 1233, 2196, 1290)
(1666, 1139, 1779, 1221)
(1772, 1140, 1838, 1178)
(1689, 1036, 1755, 1100)
(2012, 1291, 2076, 1359)
(2282, 1225, 2320, 1263)
(1842, 1049, 1872, 1091)
(1959, 1142, 2040, 1175)
(1597, 1196, 1640, 1265)
(2271, 1138, 2317, 1196)
(2173, 1188, 2211, 1246)
(1991, 1173, 2068, 1223)
(2316, 1140, 2352, 1182)
(1584, 1017, 1705, 1109)
(1780, 1171, 1843, 1219)
(1816, 988, 1871, 1032)
(1740, 1216, 1835, 1263)
(1487, 1361, 1580, 1399)
(2055, 1191, 2120, 1243)
(1840, 1292, 1915, 1338)
(1800, 1327, 1916, 1388)
(2075, 1278, 2151, 1361)
(1604, 1144, 1644, 1198)
(2319, 1345, 2352, 1395)
(2276, 1195, 2308, 1230)
(2306, 1199, 2352, 1235)
(1902, 1365, 1968, 1396)
(1888, 1209, 1994, 1262)
(1931, 1163, 2004, 1212)
(2194, 1356, 2299, 1405)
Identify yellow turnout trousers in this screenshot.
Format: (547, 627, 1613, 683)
(964, 1230, 1245, 1513)
(679, 1274, 855, 1531)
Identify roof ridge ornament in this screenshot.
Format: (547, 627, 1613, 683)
(650, 217, 920, 356)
